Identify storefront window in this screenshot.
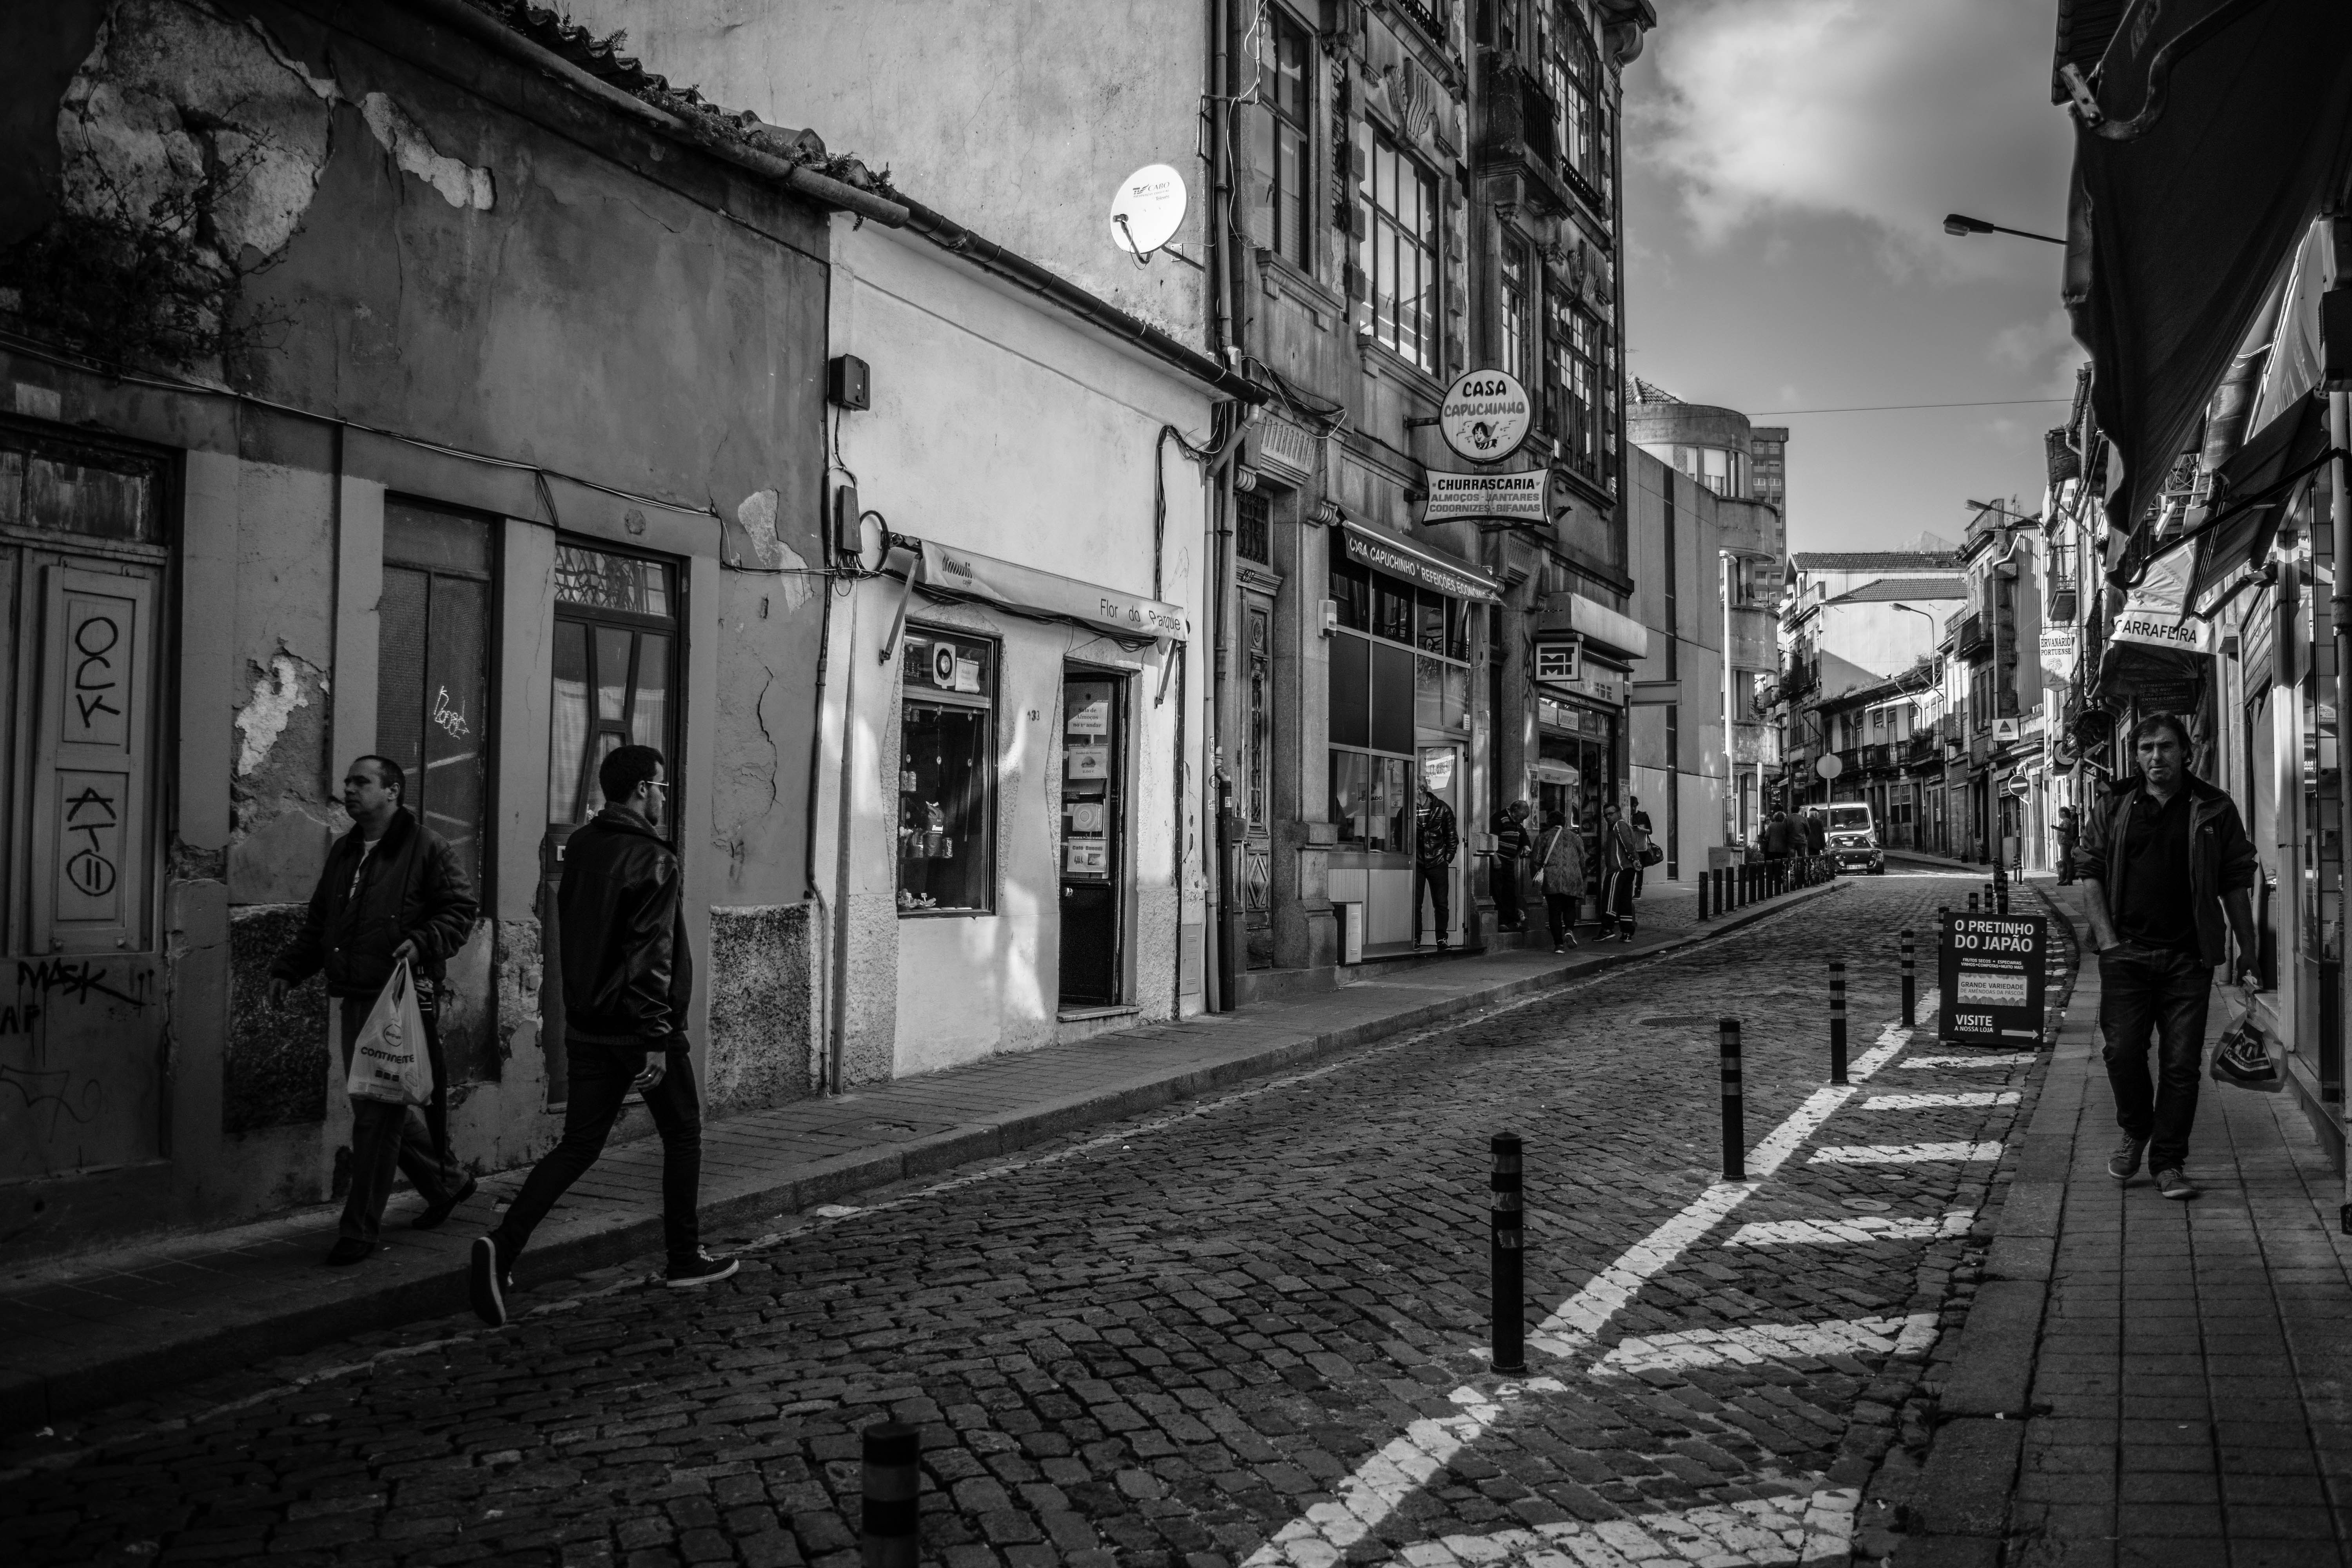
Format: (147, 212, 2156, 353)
(898, 627, 996, 914)
(548, 542, 677, 829)
(1330, 556, 1474, 848)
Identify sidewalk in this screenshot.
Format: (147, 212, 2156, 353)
(1874, 883, 2352, 1566)
(0, 874, 1834, 1435)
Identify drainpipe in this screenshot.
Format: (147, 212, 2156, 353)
(2331, 383, 2351, 1199)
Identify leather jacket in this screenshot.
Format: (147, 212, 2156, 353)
(559, 806, 693, 1048)
(272, 808, 476, 999)
(2073, 775, 2257, 967)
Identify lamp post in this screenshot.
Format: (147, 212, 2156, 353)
(1942, 212, 2065, 246)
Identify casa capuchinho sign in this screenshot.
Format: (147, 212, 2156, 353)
(1438, 368, 1530, 464)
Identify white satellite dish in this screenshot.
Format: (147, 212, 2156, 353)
(1109, 164, 1187, 260)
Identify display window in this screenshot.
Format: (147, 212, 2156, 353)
(898, 626, 997, 914)
(1329, 556, 1470, 849)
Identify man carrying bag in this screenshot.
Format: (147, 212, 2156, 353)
(270, 756, 478, 1264)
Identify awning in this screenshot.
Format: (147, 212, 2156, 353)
(1554, 592, 1651, 663)
(1340, 520, 1502, 603)
(2190, 390, 2327, 601)
(914, 541, 1188, 642)
(2064, 0, 2352, 541)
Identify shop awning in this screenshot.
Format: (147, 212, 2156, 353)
(2190, 389, 2327, 601)
(2063, 0, 2352, 543)
(1538, 591, 1651, 664)
(1340, 520, 1501, 602)
(914, 541, 1188, 642)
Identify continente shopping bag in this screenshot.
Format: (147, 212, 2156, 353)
(347, 958, 433, 1106)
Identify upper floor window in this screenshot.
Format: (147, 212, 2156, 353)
(1546, 300, 1602, 479)
(1357, 127, 1441, 373)
(1499, 240, 1529, 387)
(1253, 8, 1314, 270)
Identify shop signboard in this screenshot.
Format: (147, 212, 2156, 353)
(918, 540, 1188, 642)
(2111, 542, 2213, 654)
(1533, 636, 1582, 686)
(1424, 471, 1546, 523)
(1339, 522, 1501, 602)
(1938, 913, 2047, 1047)
(1437, 369, 1531, 463)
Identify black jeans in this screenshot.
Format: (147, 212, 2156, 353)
(1543, 892, 1578, 947)
(337, 995, 466, 1244)
(1492, 858, 1524, 929)
(2098, 943, 2214, 1172)
(497, 1037, 704, 1265)
(1416, 862, 1451, 944)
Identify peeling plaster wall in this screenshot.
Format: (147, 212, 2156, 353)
(705, 906, 813, 1115)
(227, 459, 339, 906)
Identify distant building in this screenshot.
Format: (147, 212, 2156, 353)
(1780, 550, 1964, 815)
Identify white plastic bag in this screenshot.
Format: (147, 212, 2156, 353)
(347, 958, 433, 1106)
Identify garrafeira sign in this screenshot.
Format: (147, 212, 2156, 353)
(1438, 369, 1530, 464)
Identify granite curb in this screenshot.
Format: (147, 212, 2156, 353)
(0, 878, 1847, 1434)
(1887, 883, 2088, 1566)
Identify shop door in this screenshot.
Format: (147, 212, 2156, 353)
(1416, 745, 1463, 947)
(1239, 601, 1274, 970)
(4, 547, 167, 1180)
(1057, 669, 1126, 1006)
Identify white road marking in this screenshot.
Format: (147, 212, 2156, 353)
(1410, 1486, 1860, 1566)
(1728, 1212, 1973, 1247)
(1897, 1054, 2037, 1069)
(1597, 1312, 1941, 1376)
(1809, 1141, 2006, 1165)
(1860, 1091, 2019, 1110)
(1241, 1026, 1914, 1568)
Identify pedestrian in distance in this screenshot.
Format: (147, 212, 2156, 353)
(2054, 804, 2080, 886)
(1533, 807, 1584, 952)
(1629, 795, 1654, 897)
(1489, 799, 1532, 933)
(1599, 802, 1642, 943)
(469, 745, 736, 1328)
(1416, 781, 1459, 951)
(2074, 714, 2261, 1201)
(1803, 807, 1828, 878)
(1762, 809, 1799, 864)
(269, 756, 478, 1265)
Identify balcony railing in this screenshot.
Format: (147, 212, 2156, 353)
(1476, 53, 1573, 214)
(1955, 613, 1991, 662)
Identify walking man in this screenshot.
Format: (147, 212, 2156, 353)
(470, 745, 735, 1326)
(2074, 714, 2261, 1200)
(270, 756, 477, 1264)
(1490, 799, 1532, 932)
(1599, 802, 1641, 943)
(2054, 805, 2080, 886)
(1416, 781, 1459, 950)
(1629, 796, 1654, 896)
(1803, 807, 1828, 875)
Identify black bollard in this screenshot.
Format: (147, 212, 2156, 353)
(1967, 892, 1980, 913)
(1698, 867, 1711, 920)
(1719, 1018, 1745, 1181)
(1900, 930, 1916, 1028)
(1490, 1133, 1524, 1373)
(1829, 961, 1848, 1085)
(862, 1422, 920, 1568)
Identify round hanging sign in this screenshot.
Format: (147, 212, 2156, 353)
(1815, 752, 1844, 780)
(1438, 369, 1531, 464)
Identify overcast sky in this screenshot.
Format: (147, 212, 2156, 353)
(1619, 0, 2079, 555)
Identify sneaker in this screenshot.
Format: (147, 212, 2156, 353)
(666, 1250, 740, 1289)
(2107, 1137, 2148, 1181)
(2154, 1167, 2199, 1200)
(412, 1175, 478, 1230)
(324, 1238, 375, 1267)
(469, 1232, 514, 1327)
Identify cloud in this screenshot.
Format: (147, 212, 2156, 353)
(1986, 307, 2083, 394)
(1628, 0, 2070, 275)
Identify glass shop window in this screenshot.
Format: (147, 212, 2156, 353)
(898, 627, 996, 914)
(547, 541, 678, 831)
(379, 501, 494, 892)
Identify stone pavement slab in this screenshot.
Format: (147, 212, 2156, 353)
(1875, 882, 2352, 1566)
(0, 877, 1842, 1434)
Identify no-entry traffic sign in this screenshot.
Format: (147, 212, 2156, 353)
(1938, 913, 2047, 1047)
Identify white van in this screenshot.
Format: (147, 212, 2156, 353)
(1822, 802, 1884, 875)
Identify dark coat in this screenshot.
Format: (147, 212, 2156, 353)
(1417, 795, 1459, 866)
(1492, 810, 1532, 862)
(271, 808, 477, 999)
(1803, 814, 1828, 854)
(559, 806, 693, 1048)
(2073, 775, 2258, 967)
(1763, 817, 1802, 856)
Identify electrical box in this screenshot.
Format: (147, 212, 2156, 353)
(827, 354, 871, 410)
(2323, 288, 2352, 391)
(831, 478, 861, 560)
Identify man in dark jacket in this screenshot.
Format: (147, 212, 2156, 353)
(1629, 797, 1654, 895)
(2074, 714, 2261, 1201)
(1490, 800, 1532, 931)
(470, 744, 735, 1327)
(270, 756, 477, 1264)
(1417, 784, 1459, 950)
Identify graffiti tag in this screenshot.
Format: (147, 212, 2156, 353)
(72, 610, 124, 731)
(431, 683, 469, 740)
(15, 958, 152, 1010)
(63, 783, 120, 898)
(0, 1062, 102, 1130)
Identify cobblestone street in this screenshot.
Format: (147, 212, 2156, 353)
(0, 871, 2061, 1568)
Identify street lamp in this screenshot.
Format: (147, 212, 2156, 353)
(1943, 212, 2065, 246)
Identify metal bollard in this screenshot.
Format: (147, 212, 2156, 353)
(1490, 1133, 1524, 1373)
(1900, 930, 1916, 1027)
(861, 1422, 921, 1568)
(1967, 892, 1980, 913)
(1698, 867, 1711, 920)
(1829, 960, 1848, 1085)
(1719, 1018, 1745, 1181)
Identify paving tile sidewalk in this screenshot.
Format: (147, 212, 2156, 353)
(1880, 883, 2352, 1566)
(0, 874, 1824, 1434)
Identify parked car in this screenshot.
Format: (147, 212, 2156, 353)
(1824, 802, 1884, 875)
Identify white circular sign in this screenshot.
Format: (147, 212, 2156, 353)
(1438, 370, 1531, 464)
(1815, 752, 1844, 780)
(1109, 165, 1187, 257)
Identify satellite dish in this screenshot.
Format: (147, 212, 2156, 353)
(1109, 164, 1186, 260)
